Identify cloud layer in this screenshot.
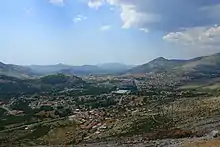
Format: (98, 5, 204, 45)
(88, 0, 104, 9)
(87, 0, 220, 32)
(163, 25, 220, 48)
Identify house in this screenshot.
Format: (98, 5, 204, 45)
(112, 90, 131, 95)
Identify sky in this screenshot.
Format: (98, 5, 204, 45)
(1, 0, 220, 65)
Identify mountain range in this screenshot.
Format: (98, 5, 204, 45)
(0, 62, 133, 78)
(2, 53, 220, 79)
(27, 63, 133, 76)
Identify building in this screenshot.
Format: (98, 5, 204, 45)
(112, 90, 131, 95)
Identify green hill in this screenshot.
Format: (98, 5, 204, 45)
(127, 57, 186, 74)
(39, 73, 85, 87)
(127, 53, 220, 80)
(0, 74, 85, 100)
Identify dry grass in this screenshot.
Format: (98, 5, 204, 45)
(183, 139, 220, 147)
(202, 84, 220, 90)
(179, 84, 202, 90)
(41, 120, 78, 145)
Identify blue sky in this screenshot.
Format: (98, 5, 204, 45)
(1, 0, 220, 65)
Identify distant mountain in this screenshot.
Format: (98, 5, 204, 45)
(0, 62, 37, 78)
(126, 53, 220, 79)
(27, 63, 134, 76)
(61, 63, 134, 75)
(26, 63, 73, 75)
(98, 63, 134, 72)
(60, 65, 104, 76)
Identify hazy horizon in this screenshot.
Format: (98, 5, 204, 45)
(2, 51, 220, 67)
(1, 0, 220, 65)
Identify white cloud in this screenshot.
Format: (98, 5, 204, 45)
(120, 5, 160, 29)
(100, 25, 112, 31)
(139, 28, 149, 33)
(87, 0, 160, 31)
(163, 25, 220, 47)
(88, 0, 104, 9)
(49, 0, 64, 5)
(85, 1, 220, 33)
(73, 15, 87, 23)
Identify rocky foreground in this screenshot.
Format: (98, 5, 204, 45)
(76, 137, 220, 147)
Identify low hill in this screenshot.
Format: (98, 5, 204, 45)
(0, 74, 85, 100)
(40, 73, 85, 86)
(0, 62, 37, 78)
(0, 75, 40, 99)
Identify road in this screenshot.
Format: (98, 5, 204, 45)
(0, 105, 14, 115)
(0, 117, 66, 133)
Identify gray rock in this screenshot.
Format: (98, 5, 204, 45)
(207, 130, 219, 139)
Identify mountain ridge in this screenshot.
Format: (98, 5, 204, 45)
(126, 53, 220, 80)
(2, 53, 220, 78)
(0, 62, 37, 78)
(26, 62, 133, 76)
(0, 62, 134, 78)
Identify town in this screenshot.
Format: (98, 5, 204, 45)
(0, 72, 214, 146)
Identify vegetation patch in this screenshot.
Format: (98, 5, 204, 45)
(20, 125, 50, 140)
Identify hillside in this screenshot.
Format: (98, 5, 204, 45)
(175, 53, 220, 76)
(0, 62, 37, 78)
(0, 74, 85, 100)
(126, 57, 186, 74)
(126, 53, 220, 80)
(0, 75, 40, 99)
(39, 73, 85, 87)
(98, 63, 134, 73)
